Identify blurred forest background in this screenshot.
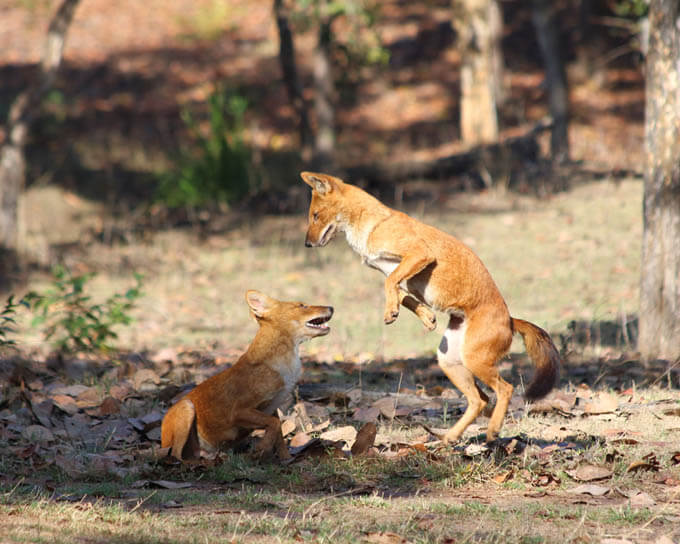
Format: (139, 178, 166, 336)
(0, 0, 677, 367)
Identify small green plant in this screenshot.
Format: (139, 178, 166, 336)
(157, 86, 255, 209)
(613, 0, 648, 18)
(25, 266, 143, 353)
(0, 295, 27, 349)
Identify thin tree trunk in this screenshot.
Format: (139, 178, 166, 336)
(531, 0, 569, 164)
(273, 0, 312, 157)
(313, 19, 335, 165)
(489, 0, 505, 107)
(453, 0, 501, 145)
(638, 0, 680, 363)
(0, 0, 80, 260)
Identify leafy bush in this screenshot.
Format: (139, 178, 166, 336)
(25, 266, 143, 353)
(0, 295, 27, 350)
(157, 87, 256, 208)
(613, 0, 648, 18)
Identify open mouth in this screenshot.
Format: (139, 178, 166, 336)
(306, 313, 332, 333)
(318, 223, 336, 246)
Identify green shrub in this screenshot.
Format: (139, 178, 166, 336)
(157, 87, 255, 208)
(25, 266, 143, 353)
(0, 295, 27, 350)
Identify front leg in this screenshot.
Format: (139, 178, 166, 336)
(399, 290, 436, 330)
(383, 253, 435, 324)
(233, 407, 291, 461)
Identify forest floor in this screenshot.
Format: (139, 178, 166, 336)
(2, 1, 678, 543)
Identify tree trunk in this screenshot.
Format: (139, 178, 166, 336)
(313, 19, 335, 165)
(453, 0, 502, 145)
(273, 0, 312, 157)
(531, 0, 570, 164)
(0, 0, 80, 261)
(638, 0, 680, 363)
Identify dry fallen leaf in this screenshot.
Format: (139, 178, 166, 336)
(372, 397, 397, 419)
(280, 418, 296, 437)
(628, 491, 656, 507)
(148, 480, 194, 489)
(529, 391, 577, 414)
(99, 396, 121, 416)
(51, 394, 79, 416)
(109, 383, 133, 401)
(567, 484, 611, 496)
(567, 464, 613, 482)
(363, 531, 408, 543)
(583, 392, 619, 415)
(75, 387, 102, 409)
(51, 384, 90, 397)
(289, 432, 312, 448)
(319, 425, 357, 446)
(626, 452, 660, 473)
(133, 369, 161, 391)
(21, 424, 54, 443)
(492, 470, 513, 484)
(353, 406, 380, 423)
(464, 443, 489, 457)
(351, 422, 377, 456)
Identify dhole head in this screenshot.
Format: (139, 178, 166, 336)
(245, 290, 333, 341)
(300, 171, 345, 248)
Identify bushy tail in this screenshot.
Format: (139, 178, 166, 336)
(511, 318, 561, 400)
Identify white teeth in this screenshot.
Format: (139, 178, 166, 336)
(306, 317, 330, 329)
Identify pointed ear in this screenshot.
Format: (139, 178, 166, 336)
(245, 290, 273, 318)
(300, 172, 340, 196)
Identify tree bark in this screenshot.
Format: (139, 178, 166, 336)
(453, 0, 502, 145)
(273, 0, 312, 157)
(531, 0, 570, 164)
(638, 0, 680, 363)
(0, 0, 81, 260)
(313, 18, 335, 165)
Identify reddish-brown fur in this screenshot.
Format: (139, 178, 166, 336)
(301, 172, 560, 443)
(160, 290, 333, 460)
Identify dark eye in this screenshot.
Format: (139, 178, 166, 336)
(298, 303, 307, 308)
(312, 212, 319, 222)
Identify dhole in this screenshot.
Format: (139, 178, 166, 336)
(301, 171, 560, 443)
(161, 290, 333, 460)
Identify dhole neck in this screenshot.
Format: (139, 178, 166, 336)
(245, 322, 296, 358)
(341, 188, 390, 249)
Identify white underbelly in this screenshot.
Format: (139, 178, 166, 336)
(365, 255, 400, 276)
(365, 255, 445, 310)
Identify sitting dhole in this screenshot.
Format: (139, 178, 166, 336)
(161, 290, 333, 460)
(301, 171, 560, 444)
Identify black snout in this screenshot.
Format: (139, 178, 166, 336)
(305, 238, 312, 247)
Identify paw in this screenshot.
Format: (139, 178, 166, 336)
(443, 429, 461, 445)
(384, 307, 399, 325)
(419, 310, 437, 331)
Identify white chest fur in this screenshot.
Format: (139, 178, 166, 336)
(344, 221, 402, 277)
(344, 223, 370, 256)
(263, 348, 302, 415)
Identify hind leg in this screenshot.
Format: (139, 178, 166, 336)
(437, 315, 488, 443)
(462, 312, 513, 442)
(161, 398, 200, 460)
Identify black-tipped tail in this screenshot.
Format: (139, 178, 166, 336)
(511, 318, 561, 400)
